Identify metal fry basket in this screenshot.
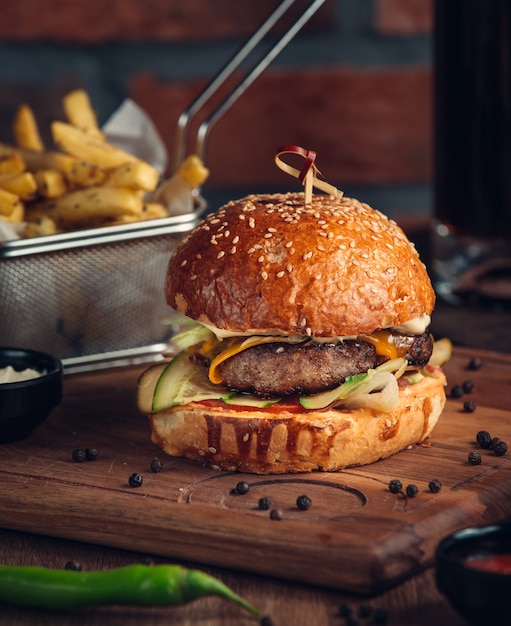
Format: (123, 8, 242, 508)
(0, 213, 201, 373)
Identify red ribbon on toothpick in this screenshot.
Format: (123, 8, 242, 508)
(275, 145, 342, 205)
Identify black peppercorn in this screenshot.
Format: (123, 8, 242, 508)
(388, 479, 403, 494)
(463, 400, 477, 413)
(476, 430, 492, 449)
(468, 451, 482, 465)
(71, 447, 87, 463)
(85, 448, 98, 461)
(428, 479, 442, 493)
(493, 440, 508, 457)
(258, 496, 271, 511)
(128, 472, 143, 487)
(451, 384, 464, 398)
(260, 616, 274, 626)
(296, 495, 312, 510)
(64, 560, 82, 571)
(235, 481, 250, 495)
(150, 458, 164, 473)
(269, 508, 283, 520)
(467, 357, 483, 370)
(462, 380, 475, 393)
(491, 437, 502, 450)
(406, 484, 419, 498)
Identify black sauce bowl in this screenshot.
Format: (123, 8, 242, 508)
(0, 347, 63, 443)
(436, 524, 511, 626)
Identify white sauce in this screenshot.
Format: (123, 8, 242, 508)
(200, 314, 432, 341)
(0, 365, 42, 383)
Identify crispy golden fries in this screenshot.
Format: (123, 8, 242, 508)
(26, 187, 144, 229)
(23, 215, 58, 238)
(51, 121, 142, 169)
(0, 188, 24, 218)
(0, 88, 210, 239)
(0, 152, 26, 176)
(62, 89, 104, 141)
(34, 169, 67, 199)
(104, 160, 160, 191)
(0, 172, 37, 200)
(13, 104, 44, 152)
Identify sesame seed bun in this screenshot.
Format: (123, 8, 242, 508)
(166, 192, 435, 337)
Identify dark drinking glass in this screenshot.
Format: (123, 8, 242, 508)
(433, 0, 511, 307)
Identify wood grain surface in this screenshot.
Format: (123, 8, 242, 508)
(1, 346, 510, 595)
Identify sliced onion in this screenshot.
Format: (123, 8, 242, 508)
(339, 370, 399, 412)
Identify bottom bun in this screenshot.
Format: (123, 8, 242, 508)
(148, 372, 447, 474)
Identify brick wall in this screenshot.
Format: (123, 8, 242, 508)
(0, 0, 433, 218)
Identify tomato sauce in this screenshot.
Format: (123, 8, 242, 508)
(197, 398, 307, 414)
(466, 554, 511, 574)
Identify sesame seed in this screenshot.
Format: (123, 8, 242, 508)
(264, 233, 273, 239)
(258, 255, 265, 263)
(306, 327, 312, 336)
(268, 227, 277, 233)
(210, 218, 220, 224)
(180, 260, 187, 267)
(349, 241, 356, 248)
(247, 247, 255, 254)
(224, 230, 230, 238)
(230, 246, 237, 254)
(190, 274, 197, 281)
(261, 271, 268, 280)
(276, 271, 285, 278)
(232, 235, 239, 244)
(248, 218, 255, 228)
(253, 244, 263, 249)
(196, 253, 202, 259)
(210, 238, 218, 245)
(287, 264, 293, 272)
(217, 251, 225, 259)
(285, 241, 293, 248)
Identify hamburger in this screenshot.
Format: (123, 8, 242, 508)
(137, 192, 448, 474)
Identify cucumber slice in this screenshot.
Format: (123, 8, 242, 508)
(152, 351, 222, 412)
(221, 392, 282, 408)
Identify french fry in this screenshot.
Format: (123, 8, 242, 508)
(26, 186, 143, 229)
(0, 188, 23, 217)
(1, 202, 24, 223)
(142, 202, 169, 219)
(0, 152, 26, 176)
(34, 169, 68, 198)
(0, 143, 106, 187)
(0, 172, 37, 200)
(62, 89, 104, 141)
(104, 160, 159, 192)
(13, 104, 44, 152)
(51, 121, 138, 169)
(23, 215, 59, 238)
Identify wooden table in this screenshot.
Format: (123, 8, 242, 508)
(1, 299, 510, 626)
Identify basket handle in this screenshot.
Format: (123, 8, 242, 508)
(172, 0, 327, 171)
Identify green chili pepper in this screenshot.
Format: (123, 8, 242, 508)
(0, 563, 262, 619)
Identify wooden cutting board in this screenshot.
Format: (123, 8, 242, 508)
(1, 345, 511, 593)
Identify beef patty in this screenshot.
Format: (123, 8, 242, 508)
(216, 332, 433, 398)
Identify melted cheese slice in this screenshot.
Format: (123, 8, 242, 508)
(204, 331, 402, 384)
